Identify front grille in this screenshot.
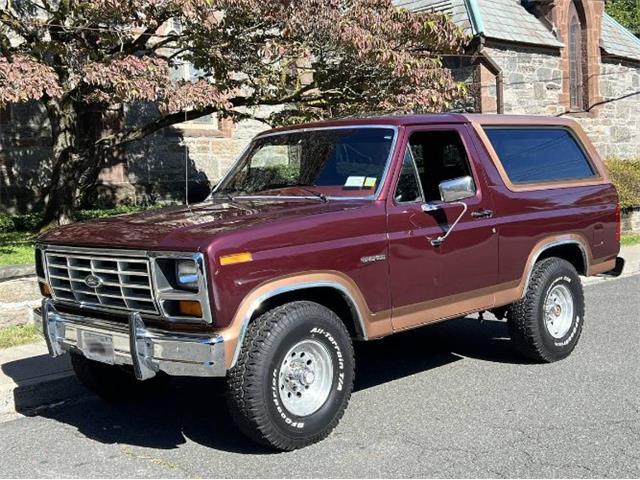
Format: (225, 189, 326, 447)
(45, 251, 157, 314)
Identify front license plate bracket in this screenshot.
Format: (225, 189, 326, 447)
(80, 330, 115, 365)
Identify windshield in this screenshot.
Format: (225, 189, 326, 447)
(214, 127, 396, 199)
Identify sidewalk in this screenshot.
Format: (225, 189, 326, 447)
(0, 341, 85, 416)
(622, 242, 640, 273)
(0, 243, 638, 417)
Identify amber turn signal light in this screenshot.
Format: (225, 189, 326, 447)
(177, 300, 202, 318)
(219, 252, 253, 266)
(39, 281, 51, 298)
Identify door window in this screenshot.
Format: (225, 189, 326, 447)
(399, 130, 475, 202)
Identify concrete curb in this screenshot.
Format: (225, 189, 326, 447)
(584, 243, 640, 286)
(0, 342, 86, 417)
(0, 265, 35, 282)
(0, 372, 86, 416)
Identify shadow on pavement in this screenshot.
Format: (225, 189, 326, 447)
(28, 315, 524, 454)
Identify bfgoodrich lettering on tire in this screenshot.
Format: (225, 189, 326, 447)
(507, 257, 585, 363)
(225, 301, 355, 451)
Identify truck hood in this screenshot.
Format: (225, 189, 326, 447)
(38, 198, 369, 251)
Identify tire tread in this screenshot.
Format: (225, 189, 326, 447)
(507, 257, 584, 363)
(226, 301, 354, 451)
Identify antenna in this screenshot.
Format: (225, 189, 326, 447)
(184, 109, 189, 207)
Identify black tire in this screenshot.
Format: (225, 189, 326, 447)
(507, 257, 585, 363)
(226, 301, 355, 451)
(70, 351, 167, 401)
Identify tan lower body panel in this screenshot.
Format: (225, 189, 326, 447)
(218, 236, 608, 369)
(589, 258, 616, 275)
(389, 281, 519, 332)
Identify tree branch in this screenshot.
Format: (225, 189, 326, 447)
(106, 11, 179, 56)
(0, 10, 39, 44)
(95, 105, 219, 149)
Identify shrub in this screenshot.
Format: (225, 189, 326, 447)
(74, 205, 155, 222)
(605, 158, 640, 210)
(12, 213, 44, 231)
(0, 214, 14, 233)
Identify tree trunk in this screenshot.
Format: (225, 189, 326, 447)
(39, 100, 111, 229)
(40, 98, 79, 228)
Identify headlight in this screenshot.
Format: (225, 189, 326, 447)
(175, 259, 199, 291)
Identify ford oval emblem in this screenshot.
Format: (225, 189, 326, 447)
(84, 274, 103, 289)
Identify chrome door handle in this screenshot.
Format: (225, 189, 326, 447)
(471, 209, 494, 219)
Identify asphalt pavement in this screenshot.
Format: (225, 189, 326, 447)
(0, 274, 638, 478)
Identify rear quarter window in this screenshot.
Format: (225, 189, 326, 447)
(484, 127, 597, 184)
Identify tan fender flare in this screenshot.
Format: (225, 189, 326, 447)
(217, 271, 390, 370)
(495, 233, 599, 307)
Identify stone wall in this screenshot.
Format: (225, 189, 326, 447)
(0, 102, 52, 213)
(0, 101, 269, 212)
(117, 115, 269, 205)
(2, 41, 639, 212)
(483, 44, 565, 115)
(621, 209, 640, 233)
(575, 58, 640, 159)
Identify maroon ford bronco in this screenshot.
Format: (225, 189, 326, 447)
(34, 114, 624, 450)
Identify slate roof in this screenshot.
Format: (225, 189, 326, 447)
(394, 0, 563, 47)
(473, 0, 563, 47)
(395, 0, 640, 62)
(394, 0, 474, 34)
(601, 13, 640, 62)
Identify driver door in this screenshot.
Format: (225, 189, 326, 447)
(387, 124, 499, 331)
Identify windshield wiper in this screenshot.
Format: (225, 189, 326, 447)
(259, 183, 328, 203)
(294, 185, 328, 203)
(212, 192, 236, 202)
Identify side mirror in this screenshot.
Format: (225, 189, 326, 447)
(439, 176, 475, 203)
(421, 176, 475, 247)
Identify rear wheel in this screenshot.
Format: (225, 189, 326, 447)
(70, 351, 167, 401)
(507, 257, 585, 363)
(226, 301, 355, 451)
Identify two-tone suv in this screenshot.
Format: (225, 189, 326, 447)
(34, 114, 624, 450)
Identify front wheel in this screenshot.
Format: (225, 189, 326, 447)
(508, 257, 585, 363)
(226, 301, 355, 451)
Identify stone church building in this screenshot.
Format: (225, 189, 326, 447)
(399, 0, 640, 159)
(1, 0, 639, 211)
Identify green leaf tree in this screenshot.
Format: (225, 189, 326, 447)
(606, 0, 640, 34)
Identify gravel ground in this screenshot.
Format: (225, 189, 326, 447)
(0, 275, 638, 478)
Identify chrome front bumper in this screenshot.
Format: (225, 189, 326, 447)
(34, 299, 226, 379)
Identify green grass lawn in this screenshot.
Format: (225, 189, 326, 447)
(0, 206, 162, 268)
(621, 233, 640, 246)
(0, 323, 40, 349)
(0, 231, 36, 267)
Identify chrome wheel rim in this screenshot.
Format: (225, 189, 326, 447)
(278, 339, 334, 417)
(544, 284, 574, 339)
